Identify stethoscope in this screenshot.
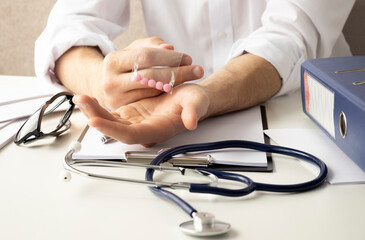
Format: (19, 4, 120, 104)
(63, 128, 328, 237)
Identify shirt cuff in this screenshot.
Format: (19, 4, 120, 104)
(35, 29, 117, 87)
(229, 32, 307, 96)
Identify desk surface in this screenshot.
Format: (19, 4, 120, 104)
(1, 76, 364, 240)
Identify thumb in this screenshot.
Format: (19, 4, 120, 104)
(180, 85, 210, 130)
(181, 102, 198, 130)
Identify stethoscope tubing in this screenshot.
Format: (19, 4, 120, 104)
(145, 140, 328, 216)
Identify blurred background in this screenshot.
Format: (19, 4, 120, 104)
(0, 0, 363, 77)
(0, 0, 147, 76)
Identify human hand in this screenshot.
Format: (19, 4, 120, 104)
(73, 84, 210, 147)
(55, 37, 203, 111)
(97, 37, 204, 110)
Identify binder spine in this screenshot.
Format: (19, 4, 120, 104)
(302, 70, 335, 139)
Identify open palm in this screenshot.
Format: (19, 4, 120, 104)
(73, 84, 209, 146)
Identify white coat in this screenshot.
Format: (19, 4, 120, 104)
(35, 0, 355, 96)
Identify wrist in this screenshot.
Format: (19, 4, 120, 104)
(55, 46, 104, 98)
(198, 53, 282, 118)
(198, 67, 237, 118)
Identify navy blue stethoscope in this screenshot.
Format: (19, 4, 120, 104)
(64, 133, 328, 237)
(146, 140, 328, 236)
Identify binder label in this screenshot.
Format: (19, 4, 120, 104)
(304, 71, 335, 138)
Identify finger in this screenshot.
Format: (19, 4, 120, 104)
(127, 37, 172, 49)
(104, 47, 192, 73)
(73, 95, 122, 123)
(142, 143, 157, 148)
(135, 47, 192, 68)
(89, 117, 166, 145)
(136, 37, 174, 50)
(133, 65, 204, 87)
(88, 117, 133, 143)
(159, 43, 174, 50)
(145, 36, 166, 45)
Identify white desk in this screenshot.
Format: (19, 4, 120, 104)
(1, 76, 364, 240)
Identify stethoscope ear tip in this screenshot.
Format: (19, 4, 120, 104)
(60, 171, 72, 183)
(179, 212, 231, 237)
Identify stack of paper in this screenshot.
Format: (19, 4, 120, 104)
(0, 76, 61, 149)
(74, 106, 268, 168)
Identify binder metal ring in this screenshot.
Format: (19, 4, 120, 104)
(339, 111, 347, 138)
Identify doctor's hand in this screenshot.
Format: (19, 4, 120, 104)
(72, 84, 210, 147)
(55, 37, 204, 111)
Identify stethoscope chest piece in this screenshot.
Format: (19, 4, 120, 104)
(179, 212, 231, 236)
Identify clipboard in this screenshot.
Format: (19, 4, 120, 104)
(73, 106, 273, 172)
(199, 106, 273, 172)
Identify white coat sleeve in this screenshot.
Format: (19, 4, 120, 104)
(34, 0, 130, 85)
(227, 0, 355, 96)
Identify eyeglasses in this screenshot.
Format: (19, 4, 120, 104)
(14, 92, 75, 145)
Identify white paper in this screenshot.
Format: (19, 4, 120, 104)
(0, 75, 60, 106)
(0, 97, 51, 123)
(0, 119, 25, 149)
(264, 128, 365, 184)
(0, 76, 64, 122)
(74, 106, 267, 167)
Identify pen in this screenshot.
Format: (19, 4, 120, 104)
(101, 135, 115, 144)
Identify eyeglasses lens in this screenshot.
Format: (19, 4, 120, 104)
(41, 95, 72, 134)
(15, 109, 41, 141)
